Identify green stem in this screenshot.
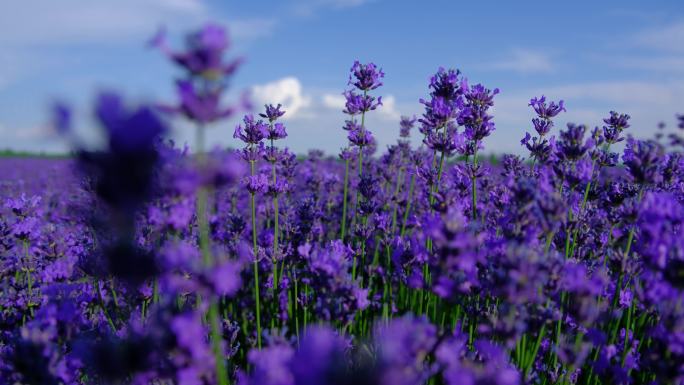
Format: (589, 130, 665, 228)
(250, 160, 262, 349)
(270, 137, 280, 292)
(350, 92, 368, 242)
(209, 301, 229, 385)
(390, 166, 404, 234)
(23, 241, 34, 317)
(195, 121, 229, 384)
(400, 174, 416, 237)
(471, 149, 478, 220)
(430, 150, 446, 207)
(340, 158, 350, 240)
(524, 324, 547, 378)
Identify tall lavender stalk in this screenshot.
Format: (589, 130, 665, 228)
(260, 104, 287, 294)
(152, 23, 245, 384)
(343, 61, 383, 277)
(234, 115, 269, 348)
(458, 84, 499, 219)
(420, 68, 466, 208)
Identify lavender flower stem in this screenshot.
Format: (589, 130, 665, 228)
(341, 158, 350, 240)
(400, 174, 416, 237)
(195, 121, 229, 384)
(471, 150, 478, 220)
(250, 159, 262, 349)
(270, 137, 280, 290)
(390, 165, 404, 234)
(209, 302, 229, 385)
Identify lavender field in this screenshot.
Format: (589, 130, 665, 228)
(1, 19, 684, 385)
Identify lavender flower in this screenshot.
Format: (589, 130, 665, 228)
(151, 23, 243, 79)
(348, 60, 385, 91)
(234, 115, 269, 144)
(399, 115, 417, 138)
(529, 95, 565, 119)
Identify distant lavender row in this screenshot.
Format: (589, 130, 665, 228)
(1, 22, 684, 385)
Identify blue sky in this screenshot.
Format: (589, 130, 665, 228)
(0, 0, 683, 154)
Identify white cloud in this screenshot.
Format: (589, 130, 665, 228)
(378, 95, 401, 120)
(321, 92, 400, 120)
(251, 77, 313, 119)
(293, 0, 372, 17)
(605, 21, 684, 74)
(0, 121, 56, 141)
(635, 21, 684, 52)
(324, 0, 372, 9)
(230, 18, 278, 40)
(15, 125, 56, 140)
(487, 48, 554, 73)
(322, 93, 345, 109)
(0, 0, 208, 46)
(595, 54, 684, 73)
(535, 81, 684, 105)
(154, 0, 205, 13)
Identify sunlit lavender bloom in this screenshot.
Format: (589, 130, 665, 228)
(348, 60, 385, 91)
(234, 115, 269, 144)
(424, 124, 462, 156)
(419, 68, 466, 133)
(243, 344, 294, 385)
(521, 133, 557, 163)
(459, 84, 498, 144)
(150, 23, 243, 79)
(162, 80, 243, 124)
(399, 115, 417, 138)
(557, 123, 594, 161)
(342, 119, 361, 131)
(348, 127, 375, 148)
(464, 83, 499, 107)
(260, 103, 286, 122)
(529, 95, 565, 119)
(243, 174, 269, 194)
(375, 315, 437, 385)
(266, 122, 288, 141)
(602, 111, 630, 145)
(343, 90, 382, 115)
(622, 138, 664, 185)
(52, 102, 71, 135)
(437, 336, 520, 385)
(603, 111, 630, 131)
(428, 67, 466, 100)
(532, 117, 553, 136)
(637, 192, 684, 291)
(420, 96, 458, 130)
(291, 327, 349, 385)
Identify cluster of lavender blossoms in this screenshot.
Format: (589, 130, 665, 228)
(2, 21, 684, 385)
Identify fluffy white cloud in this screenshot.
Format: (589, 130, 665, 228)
(0, 0, 206, 46)
(378, 95, 401, 120)
(635, 21, 684, 52)
(603, 55, 684, 73)
(324, 0, 372, 9)
(0, 121, 57, 141)
(320, 92, 400, 120)
(251, 77, 313, 119)
(322, 93, 345, 110)
(230, 18, 278, 40)
(487, 48, 554, 73)
(0, 1, 275, 47)
(293, 0, 373, 17)
(534, 81, 684, 105)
